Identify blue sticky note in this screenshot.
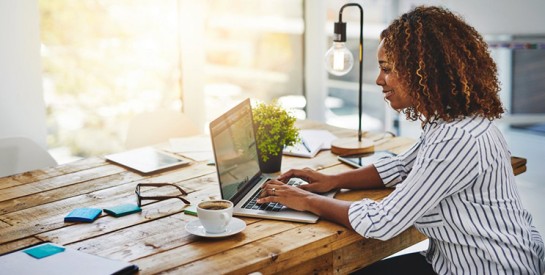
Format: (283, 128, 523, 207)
(24, 243, 65, 259)
(103, 204, 142, 217)
(64, 208, 102, 223)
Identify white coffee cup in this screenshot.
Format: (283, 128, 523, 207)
(197, 200, 233, 233)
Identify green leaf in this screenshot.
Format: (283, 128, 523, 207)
(252, 100, 300, 162)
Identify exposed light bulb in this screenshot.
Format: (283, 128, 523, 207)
(324, 42, 354, 76)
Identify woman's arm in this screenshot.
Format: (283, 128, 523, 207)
(257, 180, 353, 227)
(277, 164, 384, 194)
(263, 138, 423, 228)
(329, 164, 385, 190)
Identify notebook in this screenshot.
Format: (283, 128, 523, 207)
(209, 98, 336, 223)
(283, 129, 337, 158)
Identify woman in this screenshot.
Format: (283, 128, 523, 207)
(258, 6, 545, 274)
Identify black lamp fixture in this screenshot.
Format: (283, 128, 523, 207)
(324, 2, 374, 156)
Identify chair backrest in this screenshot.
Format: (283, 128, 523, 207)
(125, 110, 200, 149)
(0, 137, 58, 177)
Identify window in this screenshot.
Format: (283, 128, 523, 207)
(185, 0, 304, 125)
(40, 0, 181, 159)
(40, 0, 304, 161)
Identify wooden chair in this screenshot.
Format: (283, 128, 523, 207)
(125, 110, 200, 149)
(511, 156, 527, 176)
(0, 136, 57, 177)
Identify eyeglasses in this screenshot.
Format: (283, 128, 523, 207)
(135, 183, 191, 207)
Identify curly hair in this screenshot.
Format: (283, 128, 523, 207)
(380, 6, 504, 123)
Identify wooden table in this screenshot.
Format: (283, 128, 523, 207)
(0, 120, 525, 274)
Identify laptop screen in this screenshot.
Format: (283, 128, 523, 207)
(209, 99, 261, 201)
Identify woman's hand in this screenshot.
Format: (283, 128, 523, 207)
(257, 166, 382, 229)
(257, 178, 353, 228)
(257, 179, 317, 211)
(277, 168, 338, 193)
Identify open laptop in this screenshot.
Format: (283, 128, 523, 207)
(209, 98, 336, 223)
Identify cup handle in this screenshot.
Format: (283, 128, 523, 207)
(221, 213, 230, 227)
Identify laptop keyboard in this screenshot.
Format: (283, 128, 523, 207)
(241, 177, 305, 212)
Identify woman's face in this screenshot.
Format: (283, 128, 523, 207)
(375, 39, 413, 110)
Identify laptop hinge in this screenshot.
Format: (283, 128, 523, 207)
(230, 174, 264, 205)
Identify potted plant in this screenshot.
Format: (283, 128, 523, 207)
(252, 100, 300, 173)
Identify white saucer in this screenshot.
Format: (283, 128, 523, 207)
(185, 218, 246, 238)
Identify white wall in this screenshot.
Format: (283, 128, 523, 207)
(305, 0, 328, 122)
(399, 0, 545, 35)
(0, 0, 47, 148)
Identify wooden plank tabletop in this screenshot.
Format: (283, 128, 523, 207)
(0, 120, 525, 274)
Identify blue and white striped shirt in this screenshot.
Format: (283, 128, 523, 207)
(349, 116, 545, 274)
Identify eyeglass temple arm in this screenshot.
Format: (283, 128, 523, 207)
(138, 195, 191, 205)
(135, 183, 191, 204)
(136, 183, 189, 195)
